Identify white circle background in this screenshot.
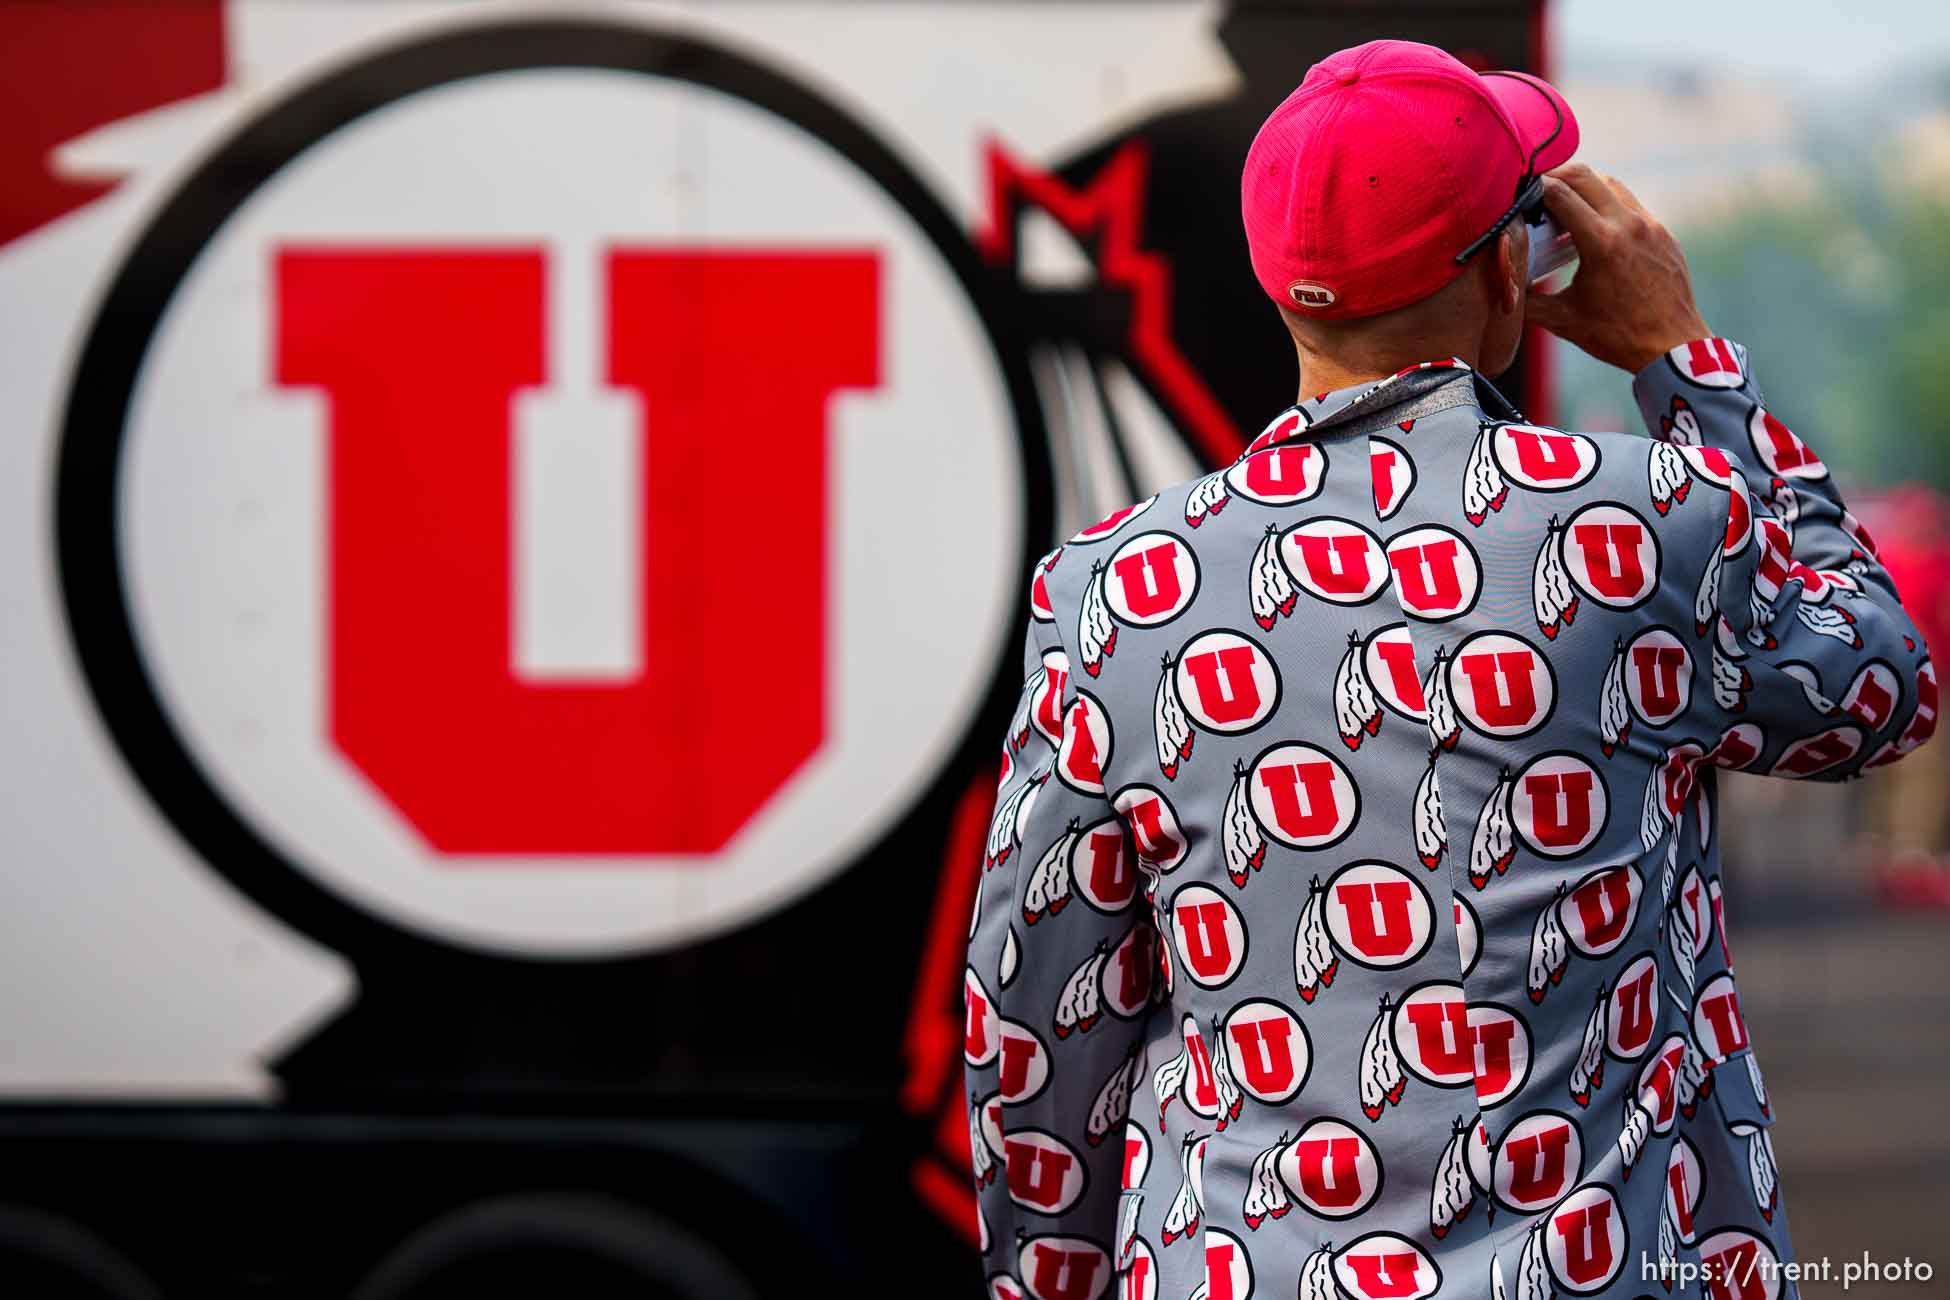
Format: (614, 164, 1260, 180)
(121, 69, 1024, 955)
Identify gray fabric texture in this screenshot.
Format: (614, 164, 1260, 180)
(965, 341, 1934, 1300)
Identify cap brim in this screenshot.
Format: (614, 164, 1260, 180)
(1482, 70, 1579, 173)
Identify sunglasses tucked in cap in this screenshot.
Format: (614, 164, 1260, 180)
(1240, 39, 1579, 320)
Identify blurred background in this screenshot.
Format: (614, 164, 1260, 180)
(2, 1, 1945, 1296)
(1550, 4, 1950, 1281)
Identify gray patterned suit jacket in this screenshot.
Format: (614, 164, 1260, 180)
(964, 340, 1935, 1300)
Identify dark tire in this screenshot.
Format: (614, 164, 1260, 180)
(350, 1192, 760, 1300)
(0, 1203, 164, 1300)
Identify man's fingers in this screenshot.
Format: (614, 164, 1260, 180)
(1604, 173, 1651, 218)
(1539, 174, 1606, 248)
(1547, 161, 1626, 218)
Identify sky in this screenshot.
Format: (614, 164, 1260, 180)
(1555, 0, 1950, 86)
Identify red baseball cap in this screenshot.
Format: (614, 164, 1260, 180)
(1241, 40, 1579, 320)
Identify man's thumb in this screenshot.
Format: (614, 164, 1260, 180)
(1524, 286, 1575, 336)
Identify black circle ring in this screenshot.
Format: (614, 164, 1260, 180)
(54, 18, 1054, 968)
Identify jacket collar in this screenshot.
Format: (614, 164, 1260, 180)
(1242, 357, 1524, 457)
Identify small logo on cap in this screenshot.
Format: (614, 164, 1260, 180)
(1288, 281, 1338, 309)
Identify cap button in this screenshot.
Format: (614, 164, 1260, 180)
(1336, 67, 1360, 86)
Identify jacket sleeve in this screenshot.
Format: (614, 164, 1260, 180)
(964, 594, 1153, 1290)
(1633, 337, 1938, 778)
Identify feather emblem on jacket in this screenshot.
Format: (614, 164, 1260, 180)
(1334, 630, 1384, 750)
(1153, 656, 1194, 780)
(1468, 769, 1516, 889)
(1534, 516, 1579, 639)
(1078, 561, 1117, 676)
(1223, 760, 1267, 888)
(1250, 524, 1298, 631)
(1293, 876, 1339, 1004)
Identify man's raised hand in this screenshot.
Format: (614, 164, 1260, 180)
(1524, 162, 1712, 374)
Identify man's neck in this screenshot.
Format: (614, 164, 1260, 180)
(1294, 344, 1481, 399)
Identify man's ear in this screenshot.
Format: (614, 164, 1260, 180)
(1496, 226, 1526, 315)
